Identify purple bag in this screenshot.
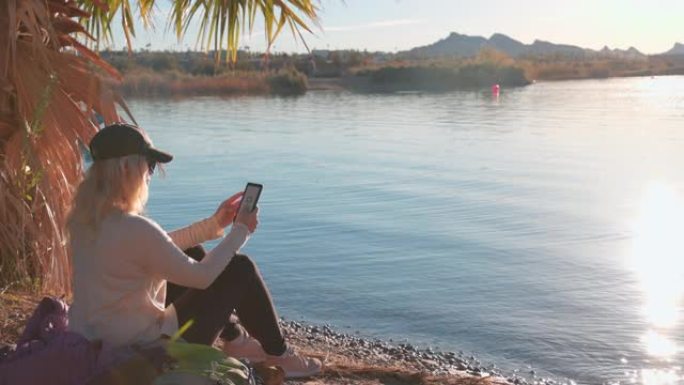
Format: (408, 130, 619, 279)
(17, 296, 70, 345)
(0, 297, 101, 385)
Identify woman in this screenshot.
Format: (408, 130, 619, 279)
(66, 123, 322, 378)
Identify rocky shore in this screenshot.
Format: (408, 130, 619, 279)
(278, 319, 564, 385)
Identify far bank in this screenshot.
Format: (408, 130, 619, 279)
(108, 49, 684, 98)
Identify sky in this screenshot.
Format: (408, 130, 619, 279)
(110, 0, 684, 55)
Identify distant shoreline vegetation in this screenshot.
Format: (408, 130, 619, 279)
(102, 48, 684, 97)
(348, 63, 529, 93)
(120, 69, 308, 97)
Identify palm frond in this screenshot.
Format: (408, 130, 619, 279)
(1, 0, 126, 294)
(80, 0, 319, 63)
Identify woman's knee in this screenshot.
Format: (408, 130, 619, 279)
(211, 254, 259, 289)
(230, 253, 257, 275)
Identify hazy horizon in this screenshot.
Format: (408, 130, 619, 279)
(109, 0, 684, 55)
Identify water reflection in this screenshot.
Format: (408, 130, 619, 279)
(639, 369, 682, 385)
(643, 330, 678, 359)
(631, 182, 684, 384)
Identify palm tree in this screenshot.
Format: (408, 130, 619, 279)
(0, 0, 318, 294)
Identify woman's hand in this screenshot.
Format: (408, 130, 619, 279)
(235, 205, 259, 233)
(213, 192, 244, 228)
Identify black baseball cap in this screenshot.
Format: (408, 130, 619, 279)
(89, 123, 173, 163)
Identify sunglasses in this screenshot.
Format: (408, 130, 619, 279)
(146, 158, 157, 175)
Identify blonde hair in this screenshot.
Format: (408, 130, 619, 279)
(66, 154, 149, 241)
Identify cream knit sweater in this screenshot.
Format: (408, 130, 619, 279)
(68, 212, 249, 349)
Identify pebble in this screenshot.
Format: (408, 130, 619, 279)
(279, 320, 561, 385)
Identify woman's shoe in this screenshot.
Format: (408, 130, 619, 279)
(264, 346, 322, 378)
(221, 332, 267, 363)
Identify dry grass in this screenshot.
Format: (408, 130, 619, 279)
(286, 349, 496, 385)
(120, 69, 309, 97)
(0, 291, 36, 344)
(121, 71, 270, 97)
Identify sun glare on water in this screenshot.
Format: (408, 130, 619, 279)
(630, 182, 684, 384)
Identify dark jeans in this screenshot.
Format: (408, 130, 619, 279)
(165, 246, 287, 356)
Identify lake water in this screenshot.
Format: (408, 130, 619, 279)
(136, 76, 684, 385)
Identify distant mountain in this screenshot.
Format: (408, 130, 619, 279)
(408, 32, 487, 58)
(526, 39, 587, 57)
(403, 32, 648, 59)
(488, 33, 527, 57)
(664, 43, 684, 56)
(599, 46, 645, 59)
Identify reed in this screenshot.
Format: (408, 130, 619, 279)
(121, 71, 270, 97)
(120, 69, 309, 97)
(267, 69, 309, 95)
